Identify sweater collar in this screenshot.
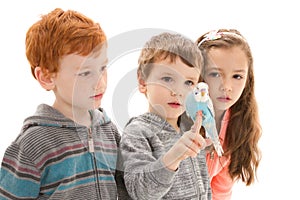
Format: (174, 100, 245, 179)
(22, 104, 110, 131)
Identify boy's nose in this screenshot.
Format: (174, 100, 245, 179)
(171, 90, 182, 97)
(94, 73, 107, 90)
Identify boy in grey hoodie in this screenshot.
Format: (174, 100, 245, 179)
(118, 33, 211, 200)
(0, 8, 120, 199)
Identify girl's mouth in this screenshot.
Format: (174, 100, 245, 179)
(217, 96, 231, 102)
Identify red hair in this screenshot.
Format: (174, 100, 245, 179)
(26, 8, 106, 79)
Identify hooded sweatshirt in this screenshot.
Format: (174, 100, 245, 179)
(118, 112, 211, 200)
(0, 104, 120, 200)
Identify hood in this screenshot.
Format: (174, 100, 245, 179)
(21, 104, 111, 132)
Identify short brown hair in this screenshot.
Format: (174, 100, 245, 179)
(138, 32, 203, 81)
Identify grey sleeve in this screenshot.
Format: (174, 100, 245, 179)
(119, 122, 176, 200)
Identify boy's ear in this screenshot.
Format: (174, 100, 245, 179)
(34, 67, 55, 91)
(137, 70, 147, 94)
(138, 77, 147, 94)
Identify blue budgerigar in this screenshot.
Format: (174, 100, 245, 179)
(185, 82, 224, 157)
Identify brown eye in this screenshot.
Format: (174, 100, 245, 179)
(233, 74, 243, 80)
(100, 66, 107, 72)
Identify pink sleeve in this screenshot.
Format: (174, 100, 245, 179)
(208, 109, 234, 200)
(210, 165, 234, 200)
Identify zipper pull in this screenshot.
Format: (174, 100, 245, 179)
(88, 128, 94, 153)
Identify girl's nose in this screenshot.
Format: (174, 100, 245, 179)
(220, 79, 232, 92)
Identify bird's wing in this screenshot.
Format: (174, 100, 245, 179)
(205, 119, 224, 157)
(207, 96, 215, 118)
(185, 91, 197, 121)
(203, 97, 224, 157)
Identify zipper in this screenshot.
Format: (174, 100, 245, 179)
(88, 127, 101, 199)
(88, 128, 95, 153)
(190, 157, 201, 199)
(191, 155, 209, 200)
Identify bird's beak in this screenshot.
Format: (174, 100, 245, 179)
(201, 91, 205, 97)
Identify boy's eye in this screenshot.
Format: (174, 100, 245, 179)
(78, 71, 91, 77)
(185, 80, 194, 86)
(161, 77, 173, 83)
(100, 66, 107, 72)
(208, 72, 220, 77)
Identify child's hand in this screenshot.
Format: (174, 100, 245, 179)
(162, 130, 206, 171)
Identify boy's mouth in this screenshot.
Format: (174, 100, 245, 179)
(168, 102, 181, 108)
(91, 93, 103, 100)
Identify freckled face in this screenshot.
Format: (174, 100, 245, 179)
(204, 46, 248, 112)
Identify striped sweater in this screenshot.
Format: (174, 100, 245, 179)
(0, 104, 120, 200)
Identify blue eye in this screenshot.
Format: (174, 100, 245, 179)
(161, 77, 173, 83)
(208, 72, 220, 77)
(185, 80, 194, 86)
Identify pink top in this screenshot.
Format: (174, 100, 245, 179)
(206, 109, 234, 200)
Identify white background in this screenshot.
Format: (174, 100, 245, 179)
(0, 0, 299, 199)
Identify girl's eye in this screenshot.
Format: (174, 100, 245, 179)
(185, 80, 194, 87)
(233, 74, 243, 80)
(161, 77, 173, 83)
(78, 71, 91, 77)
